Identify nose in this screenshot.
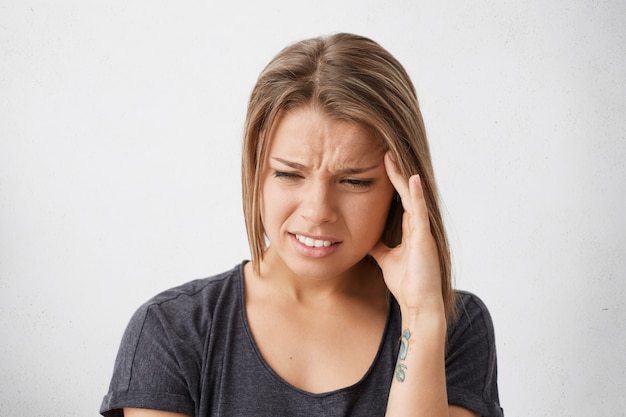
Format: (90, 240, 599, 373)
(300, 180, 337, 225)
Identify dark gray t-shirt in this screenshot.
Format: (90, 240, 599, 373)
(101, 262, 503, 416)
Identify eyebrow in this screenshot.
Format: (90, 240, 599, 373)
(271, 157, 379, 175)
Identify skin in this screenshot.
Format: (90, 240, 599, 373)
(245, 106, 394, 393)
(258, 106, 396, 284)
(124, 106, 478, 417)
(373, 153, 477, 417)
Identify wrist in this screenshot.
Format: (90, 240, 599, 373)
(398, 295, 445, 319)
(399, 303, 447, 336)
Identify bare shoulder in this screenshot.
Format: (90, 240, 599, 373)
(449, 405, 480, 417)
(123, 408, 190, 417)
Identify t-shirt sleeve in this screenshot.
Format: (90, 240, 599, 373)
(445, 291, 504, 417)
(99, 300, 200, 417)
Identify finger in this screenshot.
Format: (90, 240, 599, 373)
(383, 151, 410, 207)
(384, 152, 432, 240)
(408, 174, 432, 237)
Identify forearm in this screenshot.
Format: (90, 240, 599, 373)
(385, 307, 449, 417)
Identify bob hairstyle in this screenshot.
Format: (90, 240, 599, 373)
(242, 33, 456, 320)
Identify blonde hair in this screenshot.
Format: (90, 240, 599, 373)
(242, 33, 456, 320)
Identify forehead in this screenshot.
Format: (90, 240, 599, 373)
(265, 107, 384, 164)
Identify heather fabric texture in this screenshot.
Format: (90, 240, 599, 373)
(101, 262, 503, 417)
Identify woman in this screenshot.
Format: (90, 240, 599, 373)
(101, 33, 503, 417)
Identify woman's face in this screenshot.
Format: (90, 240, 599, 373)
(260, 106, 396, 280)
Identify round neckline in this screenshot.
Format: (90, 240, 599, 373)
(236, 260, 393, 397)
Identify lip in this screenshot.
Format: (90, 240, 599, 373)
(289, 232, 341, 258)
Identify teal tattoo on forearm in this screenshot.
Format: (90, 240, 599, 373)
(394, 328, 411, 382)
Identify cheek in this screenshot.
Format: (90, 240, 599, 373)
(260, 181, 292, 232)
(350, 194, 394, 238)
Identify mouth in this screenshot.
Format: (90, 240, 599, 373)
(294, 234, 336, 248)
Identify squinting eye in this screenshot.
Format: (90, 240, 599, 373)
(342, 179, 374, 188)
(273, 171, 302, 180)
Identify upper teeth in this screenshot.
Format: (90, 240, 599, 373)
(296, 234, 332, 248)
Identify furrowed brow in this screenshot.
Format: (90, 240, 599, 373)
(272, 157, 379, 174)
(272, 158, 307, 170)
(339, 165, 379, 175)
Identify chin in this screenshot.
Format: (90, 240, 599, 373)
(286, 255, 368, 281)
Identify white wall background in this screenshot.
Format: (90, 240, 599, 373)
(1, 1, 625, 416)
